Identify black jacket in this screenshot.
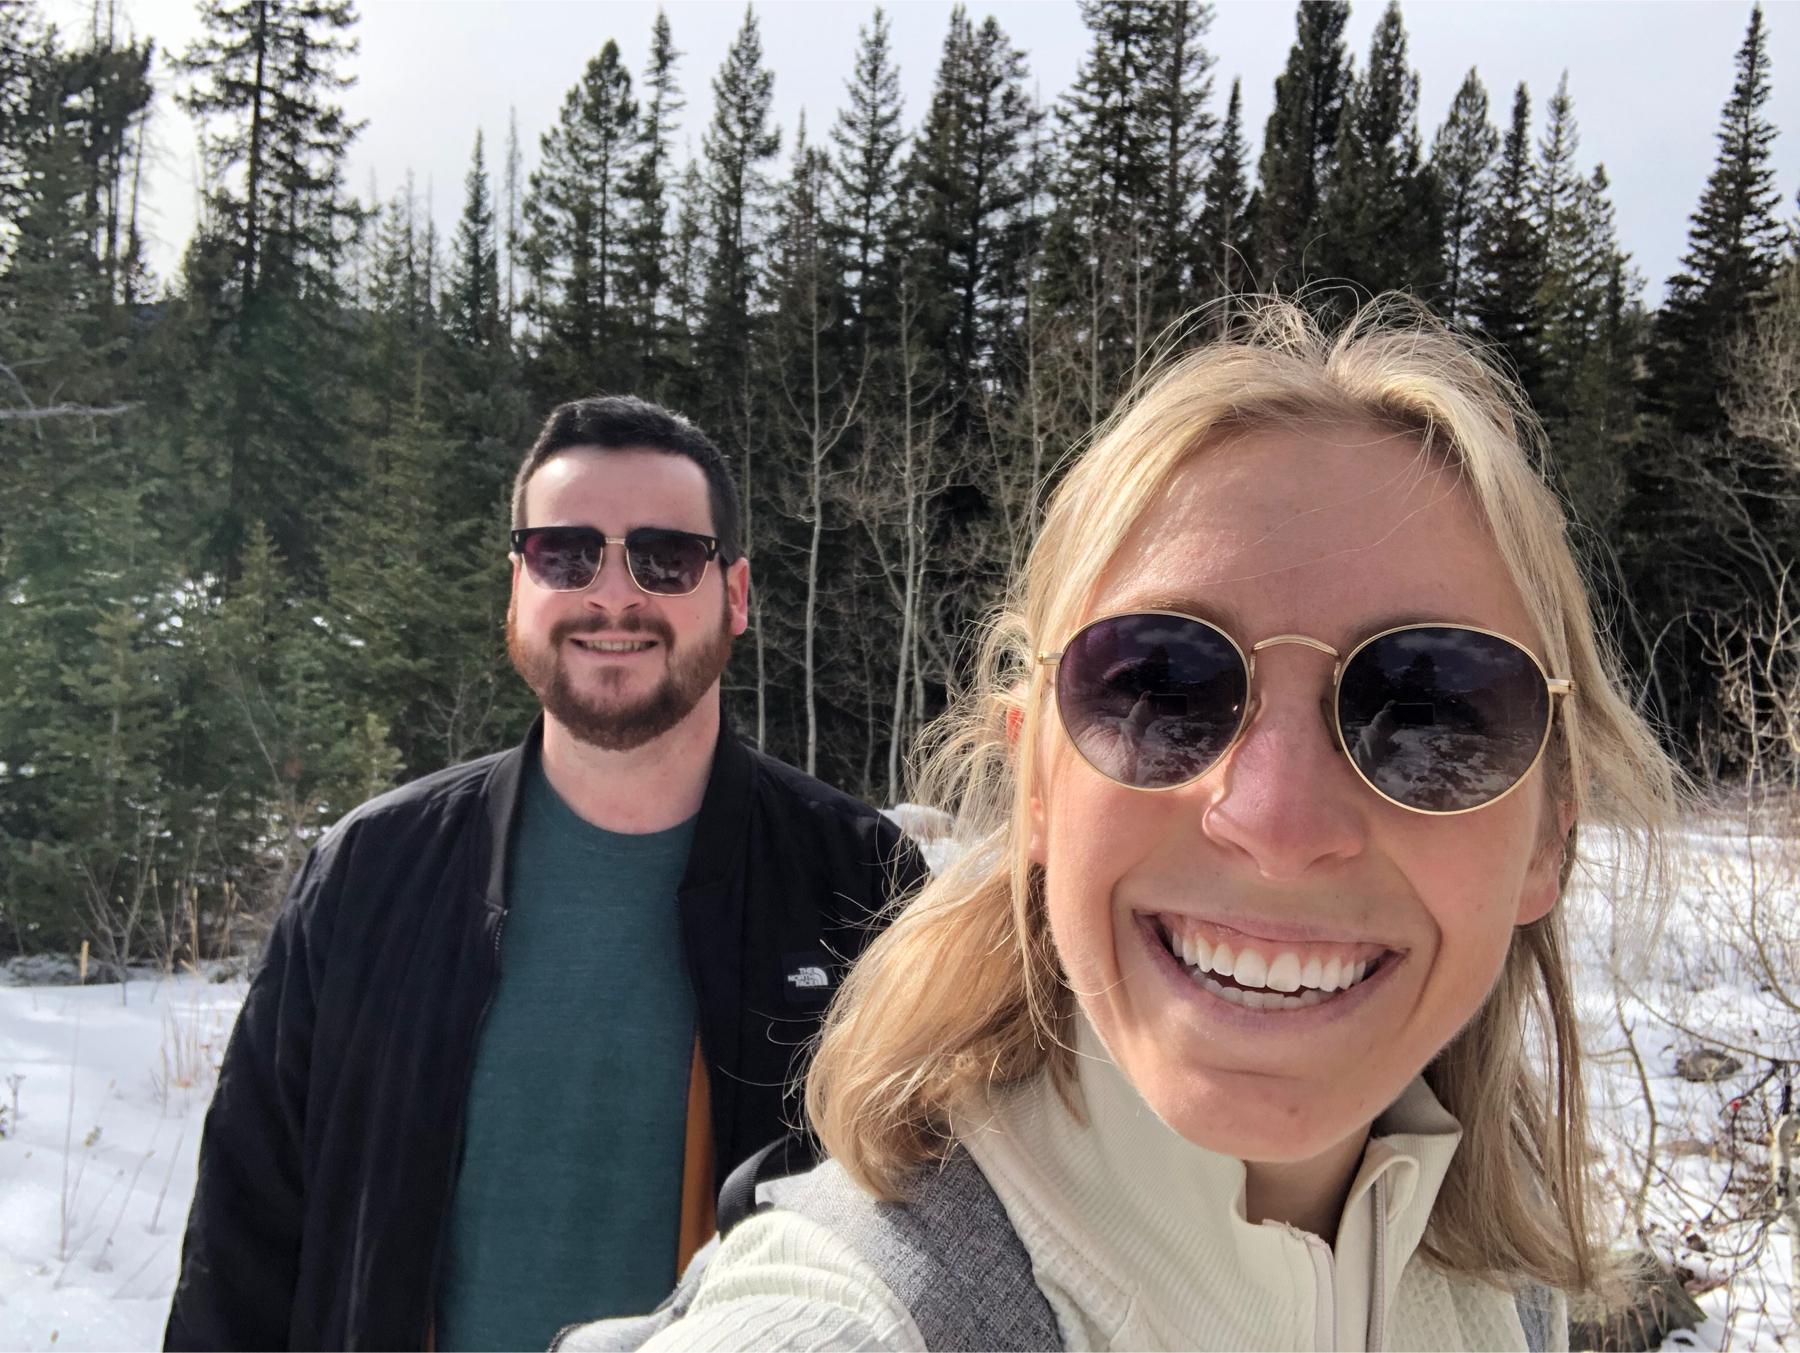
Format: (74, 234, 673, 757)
(165, 718, 926, 1351)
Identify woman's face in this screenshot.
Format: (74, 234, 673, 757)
(1030, 425, 1566, 1165)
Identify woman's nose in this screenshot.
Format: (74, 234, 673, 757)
(1198, 665, 1368, 880)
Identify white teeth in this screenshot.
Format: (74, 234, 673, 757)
(577, 639, 653, 652)
(1265, 952, 1302, 993)
(1232, 948, 1268, 988)
(1194, 971, 1331, 1011)
(1164, 923, 1387, 1005)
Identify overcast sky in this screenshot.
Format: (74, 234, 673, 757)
(43, 0, 1800, 306)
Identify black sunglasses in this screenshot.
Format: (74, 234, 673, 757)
(511, 526, 722, 598)
(1039, 612, 1574, 815)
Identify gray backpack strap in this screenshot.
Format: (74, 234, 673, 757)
(554, 1148, 1061, 1352)
(1513, 1280, 1556, 1353)
(776, 1150, 1062, 1352)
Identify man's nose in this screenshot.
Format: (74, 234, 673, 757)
(583, 540, 644, 611)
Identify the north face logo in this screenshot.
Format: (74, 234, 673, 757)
(786, 965, 829, 990)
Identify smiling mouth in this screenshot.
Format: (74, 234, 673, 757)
(571, 638, 657, 653)
(1150, 915, 1400, 1012)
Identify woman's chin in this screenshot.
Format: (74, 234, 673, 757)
(1122, 1053, 1368, 1166)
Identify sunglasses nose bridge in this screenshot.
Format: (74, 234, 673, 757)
(582, 537, 647, 603)
(1245, 633, 1343, 693)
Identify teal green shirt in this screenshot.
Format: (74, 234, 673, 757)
(437, 758, 699, 1352)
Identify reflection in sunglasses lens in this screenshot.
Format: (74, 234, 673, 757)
(1338, 627, 1550, 812)
(526, 530, 601, 590)
(628, 533, 708, 595)
(1058, 615, 1248, 789)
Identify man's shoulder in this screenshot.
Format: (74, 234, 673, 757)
(321, 745, 512, 851)
(740, 743, 892, 834)
(736, 743, 928, 892)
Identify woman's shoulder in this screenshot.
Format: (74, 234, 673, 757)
(635, 1205, 924, 1353)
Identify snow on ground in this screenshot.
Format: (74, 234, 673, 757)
(0, 815, 1796, 1349)
(0, 972, 244, 1351)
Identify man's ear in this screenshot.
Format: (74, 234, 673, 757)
(726, 556, 751, 636)
(1517, 802, 1576, 926)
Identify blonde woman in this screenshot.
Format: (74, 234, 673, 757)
(563, 297, 1680, 1352)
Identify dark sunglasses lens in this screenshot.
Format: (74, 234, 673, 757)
(1057, 614, 1247, 789)
(1338, 627, 1551, 812)
(522, 529, 601, 590)
(627, 531, 710, 595)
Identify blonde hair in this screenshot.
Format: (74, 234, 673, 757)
(807, 296, 1682, 1296)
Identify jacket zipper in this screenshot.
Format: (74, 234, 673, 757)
(1368, 1173, 1389, 1352)
(1299, 1229, 1336, 1350)
(421, 904, 508, 1345)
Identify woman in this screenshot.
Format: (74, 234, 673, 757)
(569, 297, 1680, 1351)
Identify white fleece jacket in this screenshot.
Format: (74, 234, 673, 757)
(635, 1016, 1567, 1352)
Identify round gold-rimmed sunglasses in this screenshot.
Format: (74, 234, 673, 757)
(511, 525, 723, 598)
(1036, 611, 1574, 816)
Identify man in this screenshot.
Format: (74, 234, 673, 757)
(166, 397, 926, 1351)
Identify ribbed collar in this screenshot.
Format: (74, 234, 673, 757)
(956, 1014, 1463, 1350)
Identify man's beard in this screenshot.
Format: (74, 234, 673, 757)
(506, 601, 733, 752)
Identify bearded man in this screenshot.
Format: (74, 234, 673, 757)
(166, 397, 926, 1352)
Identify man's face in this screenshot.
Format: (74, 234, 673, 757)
(507, 448, 750, 751)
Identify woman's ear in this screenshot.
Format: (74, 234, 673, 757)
(1004, 692, 1050, 864)
(1517, 802, 1576, 926)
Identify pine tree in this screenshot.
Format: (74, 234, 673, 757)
(1647, 3, 1787, 437)
(1552, 163, 1641, 537)
(1471, 83, 1546, 408)
(358, 176, 433, 438)
(663, 159, 709, 395)
(1058, 1, 1164, 238)
(1042, 0, 1163, 408)
(1145, 0, 1217, 318)
(694, 5, 781, 744)
(622, 9, 684, 390)
(1254, 0, 1350, 289)
(902, 6, 1038, 418)
(445, 130, 501, 351)
(521, 39, 640, 397)
(1319, 0, 1440, 298)
(1532, 74, 1596, 428)
(1431, 69, 1497, 324)
(174, 0, 366, 578)
(177, 0, 364, 302)
(699, 5, 781, 388)
(829, 6, 905, 356)
(1046, 0, 1214, 390)
(1194, 76, 1254, 311)
(441, 130, 526, 534)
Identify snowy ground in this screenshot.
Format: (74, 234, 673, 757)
(0, 970, 245, 1351)
(0, 813, 1796, 1349)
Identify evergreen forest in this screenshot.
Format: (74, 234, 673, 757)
(2, 0, 1797, 960)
